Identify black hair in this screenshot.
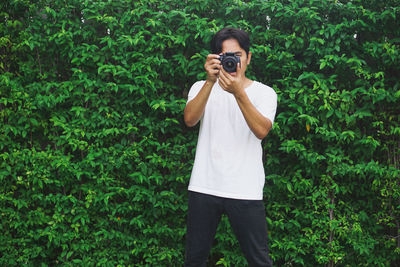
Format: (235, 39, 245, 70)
(210, 27, 250, 56)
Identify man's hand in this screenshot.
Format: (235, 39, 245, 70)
(218, 63, 246, 97)
(204, 54, 221, 83)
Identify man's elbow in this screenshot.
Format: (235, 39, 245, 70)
(184, 113, 198, 127)
(184, 105, 201, 127)
(255, 121, 272, 139)
(255, 128, 269, 140)
(184, 117, 196, 127)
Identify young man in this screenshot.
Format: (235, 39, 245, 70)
(184, 28, 277, 267)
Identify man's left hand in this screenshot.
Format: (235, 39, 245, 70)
(218, 63, 245, 97)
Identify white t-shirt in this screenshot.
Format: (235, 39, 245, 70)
(187, 80, 277, 200)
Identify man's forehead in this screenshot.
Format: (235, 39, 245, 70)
(221, 50, 243, 54)
(221, 39, 246, 54)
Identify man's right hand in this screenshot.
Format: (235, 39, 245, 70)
(204, 54, 221, 83)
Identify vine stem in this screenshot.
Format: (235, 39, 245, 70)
(327, 186, 335, 267)
(35, 47, 42, 75)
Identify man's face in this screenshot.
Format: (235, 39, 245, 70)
(220, 38, 251, 77)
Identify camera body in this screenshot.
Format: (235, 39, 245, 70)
(219, 52, 241, 72)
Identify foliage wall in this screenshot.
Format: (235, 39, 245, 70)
(1, 0, 399, 266)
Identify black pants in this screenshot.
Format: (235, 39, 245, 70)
(184, 191, 273, 267)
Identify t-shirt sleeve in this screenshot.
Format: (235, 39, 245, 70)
(254, 85, 278, 126)
(187, 81, 205, 103)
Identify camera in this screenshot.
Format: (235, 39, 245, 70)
(219, 52, 241, 72)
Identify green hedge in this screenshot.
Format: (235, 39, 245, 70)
(1, 0, 399, 266)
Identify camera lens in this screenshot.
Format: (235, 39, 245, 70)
(223, 58, 236, 72)
(220, 53, 239, 73)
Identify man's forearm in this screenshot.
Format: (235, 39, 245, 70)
(234, 91, 272, 139)
(184, 80, 215, 127)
